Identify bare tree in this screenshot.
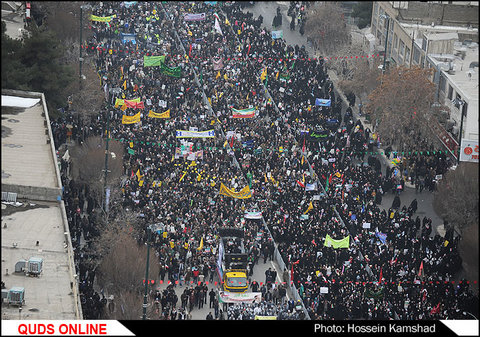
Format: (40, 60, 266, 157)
(433, 162, 479, 233)
(365, 66, 436, 151)
(304, 2, 351, 55)
(94, 226, 160, 320)
(70, 136, 125, 210)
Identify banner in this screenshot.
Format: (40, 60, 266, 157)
(184, 13, 206, 21)
(120, 33, 136, 44)
(148, 109, 170, 118)
(213, 57, 224, 70)
(176, 130, 215, 138)
(144, 55, 165, 67)
(232, 107, 255, 118)
(160, 62, 182, 78)
(459, 139, 479, 163)
(121, 112, 141, 124)
(115, 97, 140, 108)
(324, 234, 350, 249)
(124, 100, 145, 110)
(90, 14, 116, 22)
(272, 30, 283, 39)
(315, 98, 331, 107)
(365, 288, 384, 299)
(375, 232, 387, 244)
(218, 291, 261, 303)
(245, 211, 262, 219)
(305, 182, 317, 191)
(219, 183, 252, 199)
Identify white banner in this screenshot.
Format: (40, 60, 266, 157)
(244, 211, 262, 219)
(176, 129, 215, 138)
(218, 291, 262, 303)
(184, 13, 206, 21)
(1, 320, 134, 336)
(459, 139, 479, 163)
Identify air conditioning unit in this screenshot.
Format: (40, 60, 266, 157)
(27, 257, 43, 276)
(15, 257, 43, 276)
(7, 287, 25, 306)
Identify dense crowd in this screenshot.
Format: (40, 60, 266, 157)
(52, 1, 477, 320)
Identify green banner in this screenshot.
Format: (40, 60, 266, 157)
(324, 234, 350, 249)
(365, 288, 384, 299)
(160, 62, 182, 78)
(144, 55, 165, 67)
(127, 148, 135, 155)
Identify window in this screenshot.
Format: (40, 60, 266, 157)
(405, 47, 411, 64)
(413, 45, 420, 63)
(439, 73, 446, 93)
(399, 40, 405, 59)
(422, 37, 427, 51)
(393, 33, 398, 50)
(447, 85, 453, 100)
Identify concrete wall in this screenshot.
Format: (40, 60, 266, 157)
(1, 183, 62, 202)
(398, 2, 479, 28)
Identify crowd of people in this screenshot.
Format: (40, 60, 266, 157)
(51, 1, 477, 320)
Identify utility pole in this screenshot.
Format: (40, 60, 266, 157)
(142, 227, 151, 320)
(79, 5, 83, 90)
(453, 99, 466, 164)
(103, 105, 110, 213)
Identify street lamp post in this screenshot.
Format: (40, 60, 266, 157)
(79, 5, 92, 89)
(142, 226, 152, 320)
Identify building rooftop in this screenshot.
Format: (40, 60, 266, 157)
(1, 89, 81, 319)
(429, 41, 479, 102)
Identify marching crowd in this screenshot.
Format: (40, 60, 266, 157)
(52, 1, 477, 320)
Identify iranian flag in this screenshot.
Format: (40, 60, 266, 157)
(232, 107, 255, 118)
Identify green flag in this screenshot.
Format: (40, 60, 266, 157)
(160, 62, 182, 78)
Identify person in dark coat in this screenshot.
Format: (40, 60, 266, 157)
(409, 198, 418, 214)
(391, 195, 401, 209)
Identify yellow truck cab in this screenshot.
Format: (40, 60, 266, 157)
(217, 227, 249, 293)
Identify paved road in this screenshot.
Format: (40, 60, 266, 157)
(152, 259, 289, 320)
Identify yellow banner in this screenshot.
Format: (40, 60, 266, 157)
(90, 14, 116, 22)
(115, 97, 140, 108)
(122, 112, 141, 124)
(148, 109, 170, 118)
(218, 183, 252, 199)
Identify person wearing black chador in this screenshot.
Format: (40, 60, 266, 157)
(391, 194, 401, 209)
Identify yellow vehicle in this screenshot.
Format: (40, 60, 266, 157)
(217, 228, 249, 293)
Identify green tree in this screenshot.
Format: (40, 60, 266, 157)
(352, 2, 373, 29)
(1, 22, 74, 119)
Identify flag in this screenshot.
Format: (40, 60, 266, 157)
(418, 261, 424, 277)
(136, 169, 143, 180)
(296, 180, 305, 188)
(122, 80, 127, 90)
(303, 201, 313, 214)
(197, 237, 204, 251)
(260, 67, 267, 81)
(430, 302, 441, 315)
(378, 267, 383, 285)
(291, 260, 300, 282)
(232, 107, 255, 118)
(214, 17, 223, 35)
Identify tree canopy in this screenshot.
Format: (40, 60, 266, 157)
(352, 2, 373, 29)
(1, 21, 74, 119)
